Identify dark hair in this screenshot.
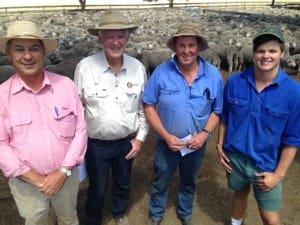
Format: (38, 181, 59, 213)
(253, 35, 285, 52)
(6, 39, 46, 53)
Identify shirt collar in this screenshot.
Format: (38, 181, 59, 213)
(171, 55, 204, 78)
(100, 51, 127, 74)
(11, 70, 52, 95)
(242, 67, 287, 87)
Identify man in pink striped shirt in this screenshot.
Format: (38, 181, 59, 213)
(0, 20, 87, 225)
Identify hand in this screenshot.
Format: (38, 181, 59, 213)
(39, 171, 67, 196)
(186, 133, 207, 150)
(125, 139, 143, 160)
(165, 134, 187, 152)
(19, 170, 46, 188)
(255, 172, 282, 192)
(216, 145, 232, 173)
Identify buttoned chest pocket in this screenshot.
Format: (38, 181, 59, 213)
(85, 87, 108, 105)
(261, 106, 288, 135)
(84, 86, 108, 116)
(125, 86, 141, 113)
(228, 97, 249, 116)
(159, 88, 181, 107)
(189, 87, 214, 118)
(198, 97, 214, 117)
(54, 109, 76, 138)
(10, 114, 32, 145)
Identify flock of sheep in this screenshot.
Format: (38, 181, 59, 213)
(0, 5, 299, 83)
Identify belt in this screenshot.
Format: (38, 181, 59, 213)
(127, 132, 137, 139)
(89, 132, 137, 143)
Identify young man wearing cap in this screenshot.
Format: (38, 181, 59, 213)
(142, 22, 223, 225)
(74, 10, 149, 225)
(217, 27, 300, 225)
(0, 20, 87, 225)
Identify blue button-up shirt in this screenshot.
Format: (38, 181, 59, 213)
(143, 56, 223, 139)
(221, 67, 300, 172)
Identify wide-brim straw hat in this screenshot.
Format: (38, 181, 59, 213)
(0, 20, 58, 54)
(88, 10, 138, 36)
(167, 22, 208, 52)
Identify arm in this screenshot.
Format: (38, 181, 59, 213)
(186, 112, 220, 150)
(135, 84, 150, 143)
(0, 97, 33, 178)
(42, 84, 87, 196)
(59, 84, 87, 168)
(256, 146, 297, 192)
(0, 96, 50, 192)
(144, 104, 186, 152)
(126, 69, 149, 160)
(216, 120, 232, 173)
(187, 70, 224, 150)
(125, 96, 149, 159)
(257, 82, 300, 191)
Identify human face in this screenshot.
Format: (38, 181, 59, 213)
(174, 36, 200, 69)
(253, 40, 284, 74)
(98, 29, 129, 62)
(6, 39, 45, 79)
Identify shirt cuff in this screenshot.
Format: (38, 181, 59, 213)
(135, 129, 148, 142)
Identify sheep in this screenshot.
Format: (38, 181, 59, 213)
(137, 48, 174, 76)
(240, 45, 254, 69)
(0, 65, 15, 83)
(45, 57, 83, 80)
(199, 48, 221, 70)
(283, 54, 300, 76)
(216, 40, 244, 74)
(0, 56, 10, 66)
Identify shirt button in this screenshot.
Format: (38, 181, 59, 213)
(252, 108, 257, 112)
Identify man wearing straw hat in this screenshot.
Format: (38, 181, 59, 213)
(74, 10, 149, 225)
(0, 20, 87, 225)
(142, 22, 223, 225)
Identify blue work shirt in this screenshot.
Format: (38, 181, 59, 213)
(221, 67, 300, 172)
(143, 56, 223, 139)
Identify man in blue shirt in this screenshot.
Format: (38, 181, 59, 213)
(143, 22, 223, 225)
(217, 27, 300, 225)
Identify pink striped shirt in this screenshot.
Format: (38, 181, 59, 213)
(0, 71, 87, 177)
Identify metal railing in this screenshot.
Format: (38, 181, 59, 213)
(0, 1, 298, 15)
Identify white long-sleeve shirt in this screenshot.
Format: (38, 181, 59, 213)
(74, 51, 149, 142)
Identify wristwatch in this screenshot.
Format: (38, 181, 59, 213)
(59, 167, 72, 177)
(201, 128, 212, 137)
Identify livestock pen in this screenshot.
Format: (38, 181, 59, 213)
(0, 0, 299, 14)
(0, 2, 299, 225)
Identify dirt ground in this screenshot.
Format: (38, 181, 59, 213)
(0, 71, 299, 225)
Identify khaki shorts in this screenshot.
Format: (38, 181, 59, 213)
(227, 152, 282, 211)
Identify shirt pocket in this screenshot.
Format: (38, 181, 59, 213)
(190, 87, 214, 118)
(85, 86, 108, 102)
(125, 85, 141, 112)
(10, 114, 32, 145)
(260, 106, 288, 135)
(227, 97, 248, 116)
(160, 88, 180, 95)
(54, 108, 76, 138)
(159, 87, 181, 107)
